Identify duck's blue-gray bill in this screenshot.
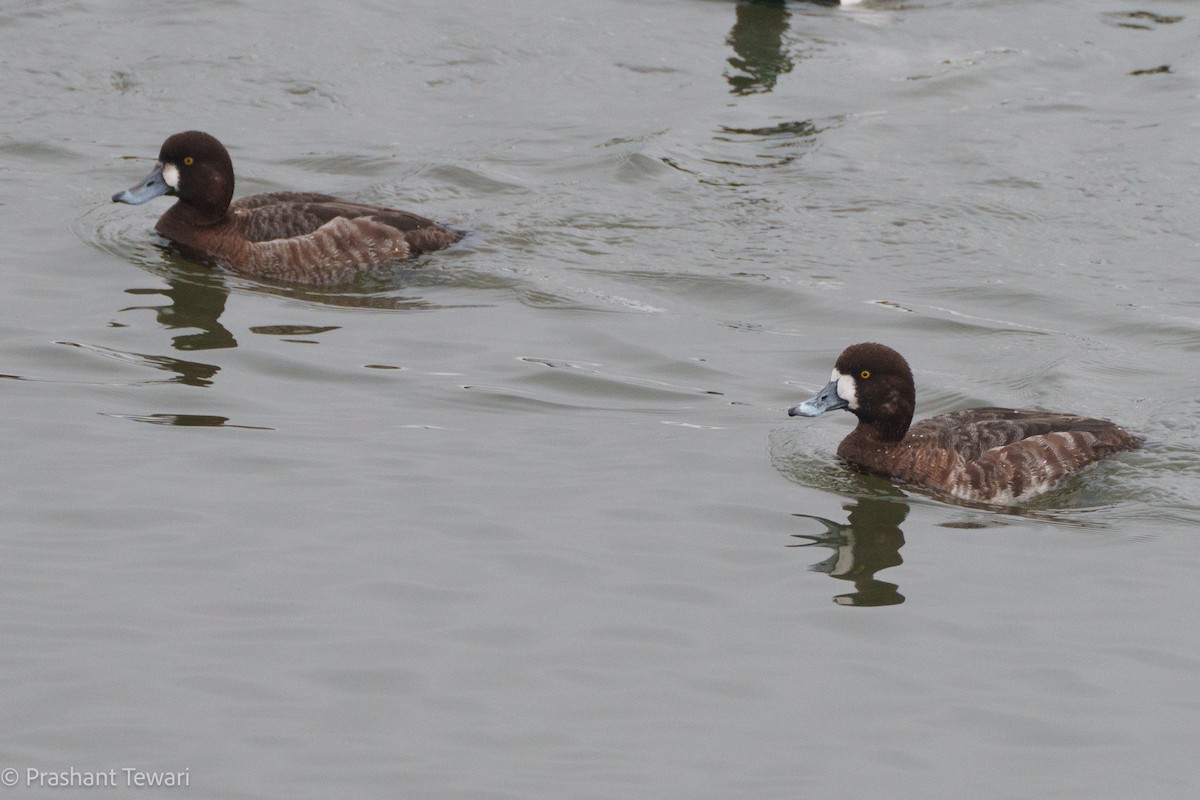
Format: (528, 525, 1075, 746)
(788, 379, 847, 417)
(112, 162, 171, 205)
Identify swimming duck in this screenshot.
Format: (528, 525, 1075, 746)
(789, 342, 1141, 503)
(112, 131, 463, 285)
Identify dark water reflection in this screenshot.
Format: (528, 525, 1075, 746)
(726, 0, 795, 94)
(102, 413, 274, 430)
(56, 340, 220, 388)
(114, 252, 478, 365)
(725, 0, 837, 95)
(1099, 10, 1183, 30)
(139, 248, 440, 313)
(791, 497, 909, 607)
(124, 278, 237, 351)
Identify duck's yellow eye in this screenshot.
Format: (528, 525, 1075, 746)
(183, 156, 194, 166)
(860, 370, 871, 380)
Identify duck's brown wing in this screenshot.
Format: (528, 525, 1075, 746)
(231, 195, 454, 244)
(225, 216, 419, 285)
(900, 409, 1140, 502)
(839, 408, 1140, 504)
(948, 427, 1140, 502)
(299, 201, 463, 253)
(909, 408, 1139, 463)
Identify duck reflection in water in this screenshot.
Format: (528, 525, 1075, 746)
(121, 253, 437, 364)
(726, 0, 839, 95)
(791, 496, 908, 607)
(726, 0, 794, 95)
(125, 275, 237, 352)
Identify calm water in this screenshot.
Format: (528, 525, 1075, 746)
(3, 0, 1200, 797)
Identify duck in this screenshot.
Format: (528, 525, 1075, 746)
(788, 342, 1141, 504)
(112, 131, 463, 285)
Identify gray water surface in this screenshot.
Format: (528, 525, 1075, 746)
(4, 1, 1200, 798)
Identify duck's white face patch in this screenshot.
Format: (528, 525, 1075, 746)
(833, 369, 859, 411)
(161, 162, 180, 190)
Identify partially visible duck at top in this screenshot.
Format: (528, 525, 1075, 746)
(789, 342, 1142, 505)
(112, 131, 463, 285)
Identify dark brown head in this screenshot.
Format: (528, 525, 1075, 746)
(113, 131, 235, 225)
(788, 342, 917, 442)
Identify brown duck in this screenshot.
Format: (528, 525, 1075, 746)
(113, 131, 462, 285)
(789, 342, 1141, 504)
